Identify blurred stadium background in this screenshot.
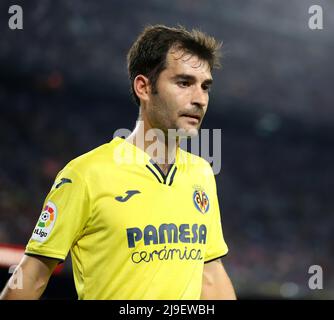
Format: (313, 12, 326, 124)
(0, 0, 333, 299)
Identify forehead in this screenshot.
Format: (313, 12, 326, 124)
(164, 48, 212, 80)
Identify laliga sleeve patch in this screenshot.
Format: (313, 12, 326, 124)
(31, 201, 57, 242)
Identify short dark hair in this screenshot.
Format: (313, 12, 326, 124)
(127, 24, 222, 106)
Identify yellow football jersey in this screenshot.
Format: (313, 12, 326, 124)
(25, 137, 228, 299)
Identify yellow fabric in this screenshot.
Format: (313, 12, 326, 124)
(26, 137, 228, 299)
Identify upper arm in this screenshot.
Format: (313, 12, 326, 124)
(0, 254, 59, 300)
(22, 254, 60, 278)
(25, 166, 90, 261)
(201, 259, 236, 300)
(202, 259, 225, 286)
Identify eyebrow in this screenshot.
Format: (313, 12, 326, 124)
(172, 74, 213, 85)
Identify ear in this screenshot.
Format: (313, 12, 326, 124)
(133, 75, 151, 105)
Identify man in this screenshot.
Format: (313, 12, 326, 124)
(0, 25, 236, 300)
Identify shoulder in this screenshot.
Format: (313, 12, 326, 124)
(58, 143, 112, 180)
(178, 148, 214, 176)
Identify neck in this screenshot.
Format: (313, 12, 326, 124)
(126, 118, 179, 174)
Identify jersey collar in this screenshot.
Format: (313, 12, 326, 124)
(112, 136, 180, 186)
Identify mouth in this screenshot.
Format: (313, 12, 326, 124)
(180, 113, 202, 122)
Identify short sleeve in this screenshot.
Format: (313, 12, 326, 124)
(204, 170, 229, 263)
(25, 165, 91, 261)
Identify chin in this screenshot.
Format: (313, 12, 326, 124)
(167, 120, 200, 138)
(176, 126, 199, 138)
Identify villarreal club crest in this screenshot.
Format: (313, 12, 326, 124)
(193, 187, 210, 214)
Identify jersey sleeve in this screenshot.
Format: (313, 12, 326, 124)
(204, 168, 229, 263)
(25, 165, 91, 261)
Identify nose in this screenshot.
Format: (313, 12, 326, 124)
(191, 85, 208, 109)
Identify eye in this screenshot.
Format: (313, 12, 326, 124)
(202, 84, 211, 92)
(177, 81, 190, 88)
